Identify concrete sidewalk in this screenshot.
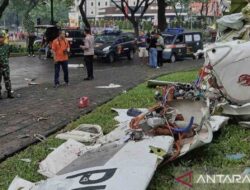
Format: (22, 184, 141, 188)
(0, 56, 203, 161)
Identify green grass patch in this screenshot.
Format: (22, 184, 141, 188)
(0, 70, 249, 190)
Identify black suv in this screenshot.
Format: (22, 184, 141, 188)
(94, 30, 136, 63)
(35, 25, 84, 56)
(64, 28, 84, 55)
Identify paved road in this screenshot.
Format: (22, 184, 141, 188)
(0, 56, 203, 161)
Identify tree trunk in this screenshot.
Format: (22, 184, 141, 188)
(79, 0, 90, 29)
(157, 0, 167, 31)
(133, 21, 139, 37)
(23, 0, 39, 32)
(0, 0, 9, 19)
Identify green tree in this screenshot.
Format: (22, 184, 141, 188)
(0, 0, 9, 19)
(30, 0, 73, 25)
(231, 0, 248, 13)
(111, 0, 154, 37)
(168, 0, 190, 26)
(23, 0, 40, 32)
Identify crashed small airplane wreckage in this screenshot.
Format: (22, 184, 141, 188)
(8, 42, 250, 190)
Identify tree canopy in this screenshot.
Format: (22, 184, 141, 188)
(230, 0, 248, 13)
(111, 0, 154, 36)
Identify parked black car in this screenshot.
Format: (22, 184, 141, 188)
(94, 31, 136, 63)
(63, 28, 84, 55)
(35, 25, 85, 57)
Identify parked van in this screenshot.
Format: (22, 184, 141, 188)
(162, 29, 203, 63)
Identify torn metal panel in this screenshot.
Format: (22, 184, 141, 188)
(28, 136, 174, 190)
(56, 124, 103, 143)
(38, 139, 100, 178)
(239, 121, 250, 128)
(204, 40, 250, 105)
(57, 143, 124, 175)
(209, 115, 229, 132)
(8, 176, 35, 190)
(179, 121, 213, 156)
(221, 103, 250, 121)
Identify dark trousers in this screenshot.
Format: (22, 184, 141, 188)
(54, 61, 69, 85)
(84, 55, 94, 78)
(157, 50, 163, 67)
(0, 64, 12, 92)
(28, 43, 34, 55)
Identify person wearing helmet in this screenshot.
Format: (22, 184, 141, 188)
(0, 31, 14, 99)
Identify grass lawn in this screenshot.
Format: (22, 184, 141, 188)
(0, 70, 250, 190)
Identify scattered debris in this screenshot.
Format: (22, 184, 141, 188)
(209, 115, 229, 132)
(225, 153, 245, 160)
(34, 134, 46, 142)
(8, 4, 250, 187)
(239, 121, 250, 129)
(78, 96, 89, 108)
(96, 83, 121, 89)
(0, 113, 6, 118)
(18, 134, 30, 139)
(56, 124, 103, 143)
(127, 108, 143, 117)
(147, 80, 190, 88)
(242, 136, 250, 142)
(24, 78, 36, 82)
(19, 158, 31, 163)
(111, 108, 148, 123)
(68, 64, 84, 68)
(37, 117, 48, 122)
(8, 176, 35, 190)
(28, 82, 39, 85)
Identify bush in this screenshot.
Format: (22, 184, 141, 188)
(10, 45, 26, 53)
(10, 44, 40, 54)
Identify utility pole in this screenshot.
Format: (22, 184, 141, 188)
(50, 0, 54, 24)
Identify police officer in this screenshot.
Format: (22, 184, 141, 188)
(0, 31, 14, 99)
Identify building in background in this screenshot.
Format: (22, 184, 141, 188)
(71, 0, 112, 19)
(71, 0, 186, 20)
(190, 0, 222, 17)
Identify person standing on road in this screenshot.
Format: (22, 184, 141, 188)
(51, 30, 70, 88)
(0, 32, 14, 99)
(148, 32, 159, 69)
(27, 32, 36, 57)
(80, 28, 95, 80)
(137, 31, 148, 64)
(156, 32, 164, 67)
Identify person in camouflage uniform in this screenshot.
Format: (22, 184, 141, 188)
(0, 32, 14, 99)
